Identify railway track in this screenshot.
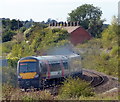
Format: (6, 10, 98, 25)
(40, 70, 107, 95)
(82, 69, 106, 87)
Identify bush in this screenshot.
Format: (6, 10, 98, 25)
(7, 58, 19, 68)
(101, 52, 110, 60)
(2, 41, 15, 54)
(2, 84, 16, 101)
(22, 90, 54, 101)
(2, 66, 17, 86)
(58, 77, 94, 99)
(2, 84, 54, 101)
(2, 30, 16, 42)
(110, 46, 119, 57)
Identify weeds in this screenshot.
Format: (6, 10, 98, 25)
(57, 77, 94, 99)
(2, 84, 54, 101)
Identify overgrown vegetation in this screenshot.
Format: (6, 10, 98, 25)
(2, 84, 54, 101)
(1, 5, 119, 101)
(76, 16, 119, 77)
(2, 66, 17, 87)
(57, 77, 94, 99)
(3, 25, 69, 58)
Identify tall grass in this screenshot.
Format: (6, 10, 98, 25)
(2, 84, 54, 101)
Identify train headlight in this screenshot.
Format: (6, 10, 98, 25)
(18, 75, 22, 79)
(34, 74, 39, 78)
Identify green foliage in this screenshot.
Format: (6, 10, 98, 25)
(6, 26, 69, 60)
(110, 46, 119, 57)
(2, 66, 17, 86)
(101, 52, 110, 60)
(102, 16, 119, 49)
(30, 27, 69, 55)
(7, 42, 35, 59)
(19, 27, 26, 33)
(2, 84, 54, 101)
(22, 90, 54, 101)
(2, 18, 23, 31)
(76, 18, 119, 77)
(24, 27, 33, 40)
(67, 4, 104, 37)
(2, 41, 15, 54)
(2, 30, 16, 42)
(2, 84, 15, 101)
(88, 19, 105, 37)
(58, 77, 94, 99)
(7, 58, 19, 68)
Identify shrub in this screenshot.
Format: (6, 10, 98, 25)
(22, 90, 54, 101)
(2, 84, 54, 101)
(2, 66, 17, 86)
(2, 84, 15, 101)
(7, 57, 19, 68)
(2, 30, 16, 42)
(58, 77, 94, 99)
(110, 46, 119, 57)
(101, 52, 110, 60)
(2, 41, 15, 54)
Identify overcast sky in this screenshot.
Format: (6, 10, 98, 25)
(0, 0, 119, 24)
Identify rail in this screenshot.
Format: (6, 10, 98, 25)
(83, 69, 105, 87)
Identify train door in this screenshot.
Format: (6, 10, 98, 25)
(49, 61, 62, 78)
(62, 61, 69, 77)
(40, 62, 48, 79)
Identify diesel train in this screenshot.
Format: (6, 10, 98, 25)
(17, 54, 82, 90)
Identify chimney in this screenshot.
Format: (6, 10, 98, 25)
(61, 22, 64, 26)
(55, 22, 57, 26)
(58, 22, 61, 26)
(68, 22, 70, 26)
(75, 22, 77, 26)
(73, 22, 76, 26)
(77, 21, 79, 26)
(70, 22, 74, 26)
(57, 23, 59, 26)
(64, 22, 67, 26)
(52, 22, 55, 26)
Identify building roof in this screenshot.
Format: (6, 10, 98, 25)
(49, 26, 80, 33)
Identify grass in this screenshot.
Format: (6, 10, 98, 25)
(2, 84, 54, 101)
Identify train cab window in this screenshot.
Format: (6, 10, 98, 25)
(49, 63, 61, 72)
(19, 62, 37, 73)
(63, 62, 68, 69)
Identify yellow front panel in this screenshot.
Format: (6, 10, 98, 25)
(20, 72, 37, 79)
(20, 59, 37, 62)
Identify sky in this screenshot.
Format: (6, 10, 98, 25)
(0, 0, 119, 24)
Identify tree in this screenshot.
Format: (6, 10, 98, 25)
(67, 4, 104, 37)
(31, 28, 69, 55)
(46, 18, 57, 24)
(2, 30, 16, 42)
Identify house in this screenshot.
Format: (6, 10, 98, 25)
(49, 22, 92, 45)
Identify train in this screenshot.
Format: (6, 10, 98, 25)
(17, 54, 82, 90)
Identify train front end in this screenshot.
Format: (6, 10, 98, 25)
(17, 57, 40, 89)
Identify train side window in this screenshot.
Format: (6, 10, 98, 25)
(49, 63, 61, 72)
(41, 63, 47, 73)
(63, 62, 68, 69)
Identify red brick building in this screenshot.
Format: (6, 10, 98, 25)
(49, 22, 92, 45)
